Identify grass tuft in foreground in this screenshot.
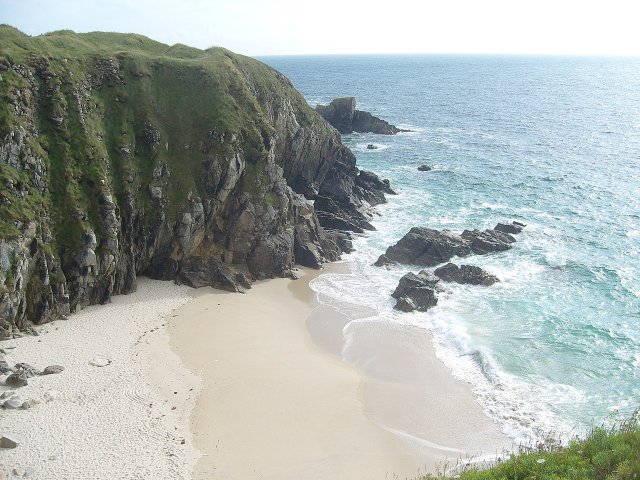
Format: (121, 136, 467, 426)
(423, 410, 640, 480)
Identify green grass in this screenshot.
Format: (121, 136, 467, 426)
(423, 412, 640, 480)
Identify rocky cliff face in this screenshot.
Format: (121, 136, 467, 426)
(0, 27, 391, 336)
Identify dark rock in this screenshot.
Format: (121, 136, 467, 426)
(392, 270, 440, 312)
(434, 262, 499, 286)
(178, 257, 252, 293)
(461, 229, 515, 255)
(315, 97, 408, 135)
(417, 165, 432, 172)
(366, 144, 377, 150)
(14, 363, 38, 377)
(376, 228, 472, 267)
(2, 396, 23, 409)
(0, 435, 18, 448)
(391, 270, 440, 298)
(40, 365, 64, 375)
(5, 372, 28, 388)
(494, 221, 526, 235)
(315, 97, 356, 134)
(0, 360, 12, 374)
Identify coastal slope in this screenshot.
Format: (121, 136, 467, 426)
(0, 26, 389, 334)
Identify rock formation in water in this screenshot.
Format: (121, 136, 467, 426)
(391, 270, 440, 312)
(0, 27, 393, 335)
(375, 222, 525, 268)
(433, 262, 499, 286)
(315, 97, 409, 135)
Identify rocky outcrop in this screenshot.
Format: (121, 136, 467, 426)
(417, 165, 432, 172)
(434, 262, 499, 286)
(376, 222, 525, 268)
(494, 221, 526, 235)
(0, 27, 393, 335)
(375, 228, 472, 267)
(315, 97, 408, 135)
(461, 229, 516, 255)
(391, 270, 440, 312)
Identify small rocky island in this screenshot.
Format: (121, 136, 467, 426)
(315, 97, 409, 135)
(379, 221, 525, 312)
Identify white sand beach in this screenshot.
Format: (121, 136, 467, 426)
(0, 278, 199, 480)
(1, 266, 512, 480)
(169, 265, 512, 480)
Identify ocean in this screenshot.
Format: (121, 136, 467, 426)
(261, 54, 640, 445)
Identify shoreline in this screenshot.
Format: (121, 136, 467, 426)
(169, 263, 513, 479)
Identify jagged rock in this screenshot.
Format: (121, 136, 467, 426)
(434, 262, 499, 286)
(315, 97, 356, 134)
(40, 365, 64, 375)
(0, 360, 12, 374)
(494, 221, 526, 235)
(14, 363, 38, 377)
(20, 398, 38, 409)
(5, 372, 28, 388)
(315, 97, 408, 135)
(392, 270, 440, 312)
(0, 435, 18, 448)
(461, 229, 515, 255)
(376, 228, 472, 267)
(391, 270, 440, 299)
(417, 165, 432, 172)
(178, 257, 252, 293)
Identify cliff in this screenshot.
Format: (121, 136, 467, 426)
(0, 26, 391, 336)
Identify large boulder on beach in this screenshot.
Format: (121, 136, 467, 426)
(392, 270, 440, 312)
(494, 221, 526, 235)
(434, 262, 499, 286)
(375, 228, 472, 267)
(461, 229, 515, 255)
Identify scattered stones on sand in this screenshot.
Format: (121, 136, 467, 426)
(89, 355, 112, 367)
(1, 390, 15, 399)
(417, 165, 432, 171)
(40, 365, 65, 375)
(14, 363, 38, 378)
(434, 262, 499, 286)
(0, 360, 12, 374)
(5, 372, 28, 388)
(2, 396, 24, 409)
(0, 435, 18, 449)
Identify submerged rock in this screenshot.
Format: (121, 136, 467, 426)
(417, 165, 432, 172)
(494, 221, 526, 235)
(434, 262, 499, 286)
(366, 144, 378, 150)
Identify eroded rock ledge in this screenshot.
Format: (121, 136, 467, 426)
(315, 97, 409, 135)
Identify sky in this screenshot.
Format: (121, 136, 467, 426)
(1, 0, 640, 56)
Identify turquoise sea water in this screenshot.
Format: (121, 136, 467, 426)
(261, 55, 640, 444)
